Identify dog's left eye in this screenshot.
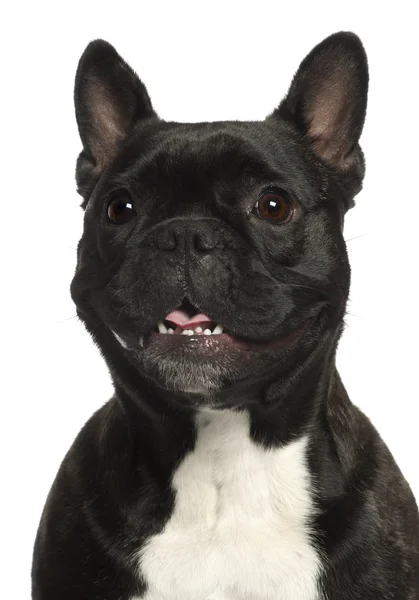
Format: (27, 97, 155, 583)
(107, 195, 136, 224)
(255, 190, 294, 224)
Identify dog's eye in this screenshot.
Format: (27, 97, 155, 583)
(255, 191, 293, 224)
(107, 195, 136, 224)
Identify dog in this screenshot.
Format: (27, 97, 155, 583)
(32, 31, 419, 599)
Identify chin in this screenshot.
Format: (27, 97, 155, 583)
(103, 298, 327, 404)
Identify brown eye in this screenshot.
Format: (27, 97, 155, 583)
(107, 195, 136, 224)
(256, 190, 293, 224)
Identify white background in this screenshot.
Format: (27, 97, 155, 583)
(1, 1, 418, 598)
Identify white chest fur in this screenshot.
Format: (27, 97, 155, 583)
(134, 409, 322, 600)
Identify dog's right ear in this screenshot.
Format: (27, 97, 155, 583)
(74, 40, 157, 205)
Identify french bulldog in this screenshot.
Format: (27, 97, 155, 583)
(32, 31, 419, 599)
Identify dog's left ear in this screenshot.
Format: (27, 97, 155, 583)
(270, 32, 368, 176)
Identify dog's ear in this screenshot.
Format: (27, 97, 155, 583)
(270, 32, 368, 175)
(74, 40, 157, 204)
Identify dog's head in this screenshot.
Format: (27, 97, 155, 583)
(71, 32, 368, 407)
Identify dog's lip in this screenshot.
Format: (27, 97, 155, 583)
(111, 317, 313, 354)
(146, 320, 310, 352)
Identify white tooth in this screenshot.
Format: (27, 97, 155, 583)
(182, 329, 189, 335)
(168, 328, 174, 334)
(187, 329, 194, 336)
(212, 325, 223, 335)
(139, 336, 144, 348)
(195, 326, 203, 333)
(158, 322, 168, 334)
(204, 328, 212, 335)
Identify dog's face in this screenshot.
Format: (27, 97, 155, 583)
(71, 33, 368, 405)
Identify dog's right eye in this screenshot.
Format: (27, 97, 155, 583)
(107, 195, 136, 224)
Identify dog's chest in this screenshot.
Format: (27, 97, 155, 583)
(134, 410, 322, 600)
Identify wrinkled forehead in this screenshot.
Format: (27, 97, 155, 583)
(108, 121, 316, 201)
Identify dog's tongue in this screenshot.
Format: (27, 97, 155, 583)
(165, 309, 212, 328)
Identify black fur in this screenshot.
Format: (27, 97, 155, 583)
(32, 32, 419, 599)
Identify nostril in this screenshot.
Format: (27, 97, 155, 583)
(193, 230, 219, 252)
(156, 230, 177, 251)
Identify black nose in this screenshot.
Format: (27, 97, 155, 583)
(156, 218, 219, 253)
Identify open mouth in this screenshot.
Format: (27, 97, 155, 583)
(153, 299, 229, 337)
(111, 298, 313, 353)
(139, 298, 312, 352)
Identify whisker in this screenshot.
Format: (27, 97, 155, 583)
(108, 279, 139, 301)
(116, 296, 138, 320)
(55, 314, 79, 323)
(345, 311, 364, 319)
(287, 283, 344, 307)
(345, 234, 368, 243)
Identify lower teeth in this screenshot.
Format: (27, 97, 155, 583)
(180, 328, 214, 336)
